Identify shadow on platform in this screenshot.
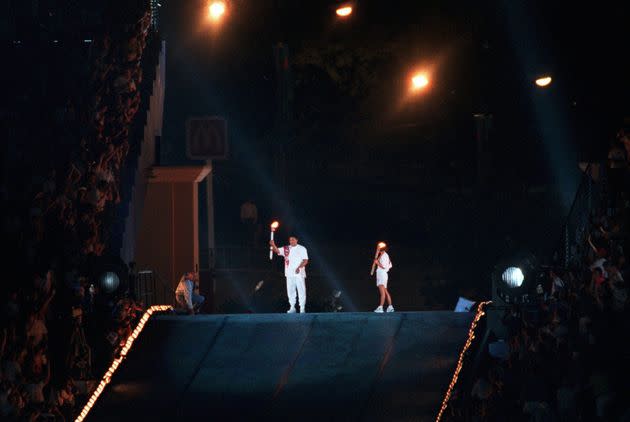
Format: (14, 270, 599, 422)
(89, 312, 472, 421)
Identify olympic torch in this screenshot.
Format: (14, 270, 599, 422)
(269, 221, 279, 260)
(370, 242, 387, 276)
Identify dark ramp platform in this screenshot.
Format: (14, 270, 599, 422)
(89, 312, 472, 422)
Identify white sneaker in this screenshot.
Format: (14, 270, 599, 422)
(299, 306, 306, 313)
(386, 305, 395, 313)
(374, 306, 384, 313)
(287, 307, 296, 313)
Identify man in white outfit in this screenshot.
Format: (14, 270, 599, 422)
(374, 246, 394, 313)
(270, 235, 309, 313)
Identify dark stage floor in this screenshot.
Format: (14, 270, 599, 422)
(88, 312, 473, 421)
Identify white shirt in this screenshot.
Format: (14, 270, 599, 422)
(551, 276, 564, 295)
(175, 278, 194, 309)
(277, 244, 309, 278)
(376, 252, 392, 273)
(590, 258, 608, 278)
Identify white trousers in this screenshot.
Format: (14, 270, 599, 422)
(286, 276, 306, 310)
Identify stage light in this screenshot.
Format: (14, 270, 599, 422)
(411, 73, 429, 90)
(336, 6, 353, 17)
(501, 267, 524, 288)
(99, 271, 120, 293)
(209, 1, 226, 21)
(535, 76, 552, 87)
(491, 252, 539, 307)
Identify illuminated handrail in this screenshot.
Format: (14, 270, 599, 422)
(435, 301, 491, 422)
(75, 305, 173, 422)
(76, 303, 488, 421)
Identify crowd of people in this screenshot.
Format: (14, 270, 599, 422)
(1, 3, 157, 420)
(44, 9, 152, 259)
(0, 267, 146, 421)
(449, 128, 630, 421)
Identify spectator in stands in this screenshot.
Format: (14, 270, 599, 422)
(617, 254, 629, 281)
(23, 354, 50, 405)
(49, 377, 76, 421)
(521, 363, 552, 421)
(0, 381, 12, 418)
(25, 313, 47, 349)
(502, 304, 524, 343)
(2, 383, 26, 418)
(607, 138, 627, 208)
(175, 272, 204, 315)
(588, 235, 608, 277)
(3, 291, 21, 339)
(42, 169, 56, 197)
(556, 374, 578, 422)
(591, 267, 606, 290)
(550, 268, 565, 297)
(2, 347, 26, 384)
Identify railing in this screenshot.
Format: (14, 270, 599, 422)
(561, 163, 604, 268)
(134, 270, 173, 307)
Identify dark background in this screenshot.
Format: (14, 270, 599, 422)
(155, 0, 628, 310)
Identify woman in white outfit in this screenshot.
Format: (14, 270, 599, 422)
(374, 246, 394, 313)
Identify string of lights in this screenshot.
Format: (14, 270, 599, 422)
(435, 300, 491, 422)
(75, 305, 173, 422)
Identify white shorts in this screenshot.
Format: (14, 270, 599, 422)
(376, 271, 388, 288)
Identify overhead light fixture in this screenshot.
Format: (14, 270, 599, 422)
(411, 73, 429, 90)
(209, 1, 226, 21)
(336, 5, 353, 17)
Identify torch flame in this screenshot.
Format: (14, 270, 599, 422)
(271, 221, 279, 230)
(377, 242, 387, 249)
(336, 6, 353, 17)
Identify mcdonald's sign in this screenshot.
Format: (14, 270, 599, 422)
(186, 116, 228, 160)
